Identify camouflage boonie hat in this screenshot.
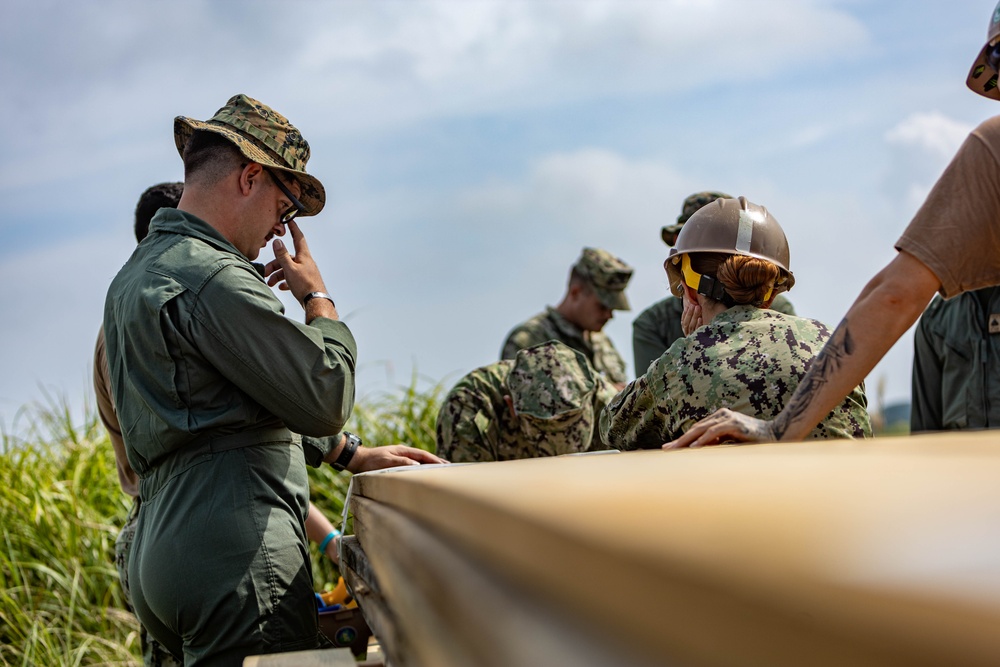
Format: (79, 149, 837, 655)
(507, 342, 598, 454)
(661, 191, 732, 246)
(574, 247, 633, 310)
(967, 1, 1000, 100)
(174, 94, 326, 216)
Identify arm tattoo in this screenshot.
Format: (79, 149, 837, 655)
(773, 319, 855, 440)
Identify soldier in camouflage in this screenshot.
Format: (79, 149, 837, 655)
(632, 191, 796, 375)
(601, 197, 870, 449)
(501, 247, 633, 387)
(438, 341, 619, 462)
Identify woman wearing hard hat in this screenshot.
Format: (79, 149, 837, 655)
(600, 197, 871, 449)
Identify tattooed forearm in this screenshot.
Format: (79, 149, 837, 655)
(773, 319, 855, 440)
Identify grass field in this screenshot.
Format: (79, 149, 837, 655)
(0, 380, 443, 666)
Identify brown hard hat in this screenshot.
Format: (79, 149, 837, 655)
(967, 2, 1000, 100)
(665, 196, 795, 298)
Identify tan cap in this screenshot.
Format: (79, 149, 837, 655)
(174, 94, 326, 216)
(967, 1, 1000, 100)
(665, 196, 794, 298)
(574, 247, 633, 311)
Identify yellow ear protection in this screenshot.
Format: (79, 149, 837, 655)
(677, 254, 775, 304)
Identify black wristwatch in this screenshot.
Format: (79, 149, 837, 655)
(331, 431, 361, 471)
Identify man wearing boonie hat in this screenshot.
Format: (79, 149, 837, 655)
(102, 94, 444, 664)
(501, 247, 633, 387)
(670, 0, 1000, 449)
(437, 341, 618, 462)
(631, 191, 796, 375)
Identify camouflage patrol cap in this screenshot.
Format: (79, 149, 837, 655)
(507, 342, 597, 454)
(967, 1, 1000, 100)
(174, 94, 326, 216)
(661, 191, 732, 246)
(574, 247, 633, 311)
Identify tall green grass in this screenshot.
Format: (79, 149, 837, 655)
(1, 397, 138, 665)
(309, 373, 446, 588)
(0, 380, 445, 666)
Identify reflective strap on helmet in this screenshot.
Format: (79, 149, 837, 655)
(735, 210, 755, 254)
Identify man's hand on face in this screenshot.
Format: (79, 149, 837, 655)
(264, 220, 328, 302)
(348, 445, 449, 473)
(264, 221, 338, 320)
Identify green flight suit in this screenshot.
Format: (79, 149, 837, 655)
(104, 208, 356, 665)
(911, 287, 1000, 432)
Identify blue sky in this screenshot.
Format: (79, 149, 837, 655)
(0, 0, 996, 432)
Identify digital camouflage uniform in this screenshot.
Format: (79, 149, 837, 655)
(911, 287, 1000, 432)
(632, 293, 796, 376)
(502, 248, 632, 385)
(438, 342, 619, 462)
(601, 307, 871, 449)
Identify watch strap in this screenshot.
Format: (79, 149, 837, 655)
(303, 291, 336, 308)
(331, 431, 361, 471)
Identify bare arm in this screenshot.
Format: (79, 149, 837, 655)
(305, 502, 341, 564)
(666, 251, 941, 448)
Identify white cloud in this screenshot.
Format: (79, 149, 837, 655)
(1, 0, 871, 190)
(883, 111, 974, 212)
(885, 111, 972, 160)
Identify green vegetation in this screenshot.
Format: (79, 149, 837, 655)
(0, 380, 444, 666)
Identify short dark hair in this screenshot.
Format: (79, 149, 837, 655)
(568, 267, 593, 292)
(134, 182, 183, 243)
(182, 130, 243, 187)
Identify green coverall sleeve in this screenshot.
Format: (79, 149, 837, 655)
(632, 311, 669, 377)
(190, 265, 357, 446)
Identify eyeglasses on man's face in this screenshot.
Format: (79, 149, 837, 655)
(265, 168, 305, 224)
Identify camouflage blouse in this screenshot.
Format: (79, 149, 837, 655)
(437, 359, 619, 462)
(601, 306, 871, 449)
(501, 307, 627, 385)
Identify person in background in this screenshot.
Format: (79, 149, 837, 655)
(501, 247, 633, 388)
(601, 197, 870, 449)
(667, 3, 1000, 449)
(438, 341, 618, 462)
(94, 182, 184, 667)
(631, 191, 795, 375)
(910, 286, 1000, 432)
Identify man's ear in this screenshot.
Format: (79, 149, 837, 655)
(238, 162, 264, 196)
